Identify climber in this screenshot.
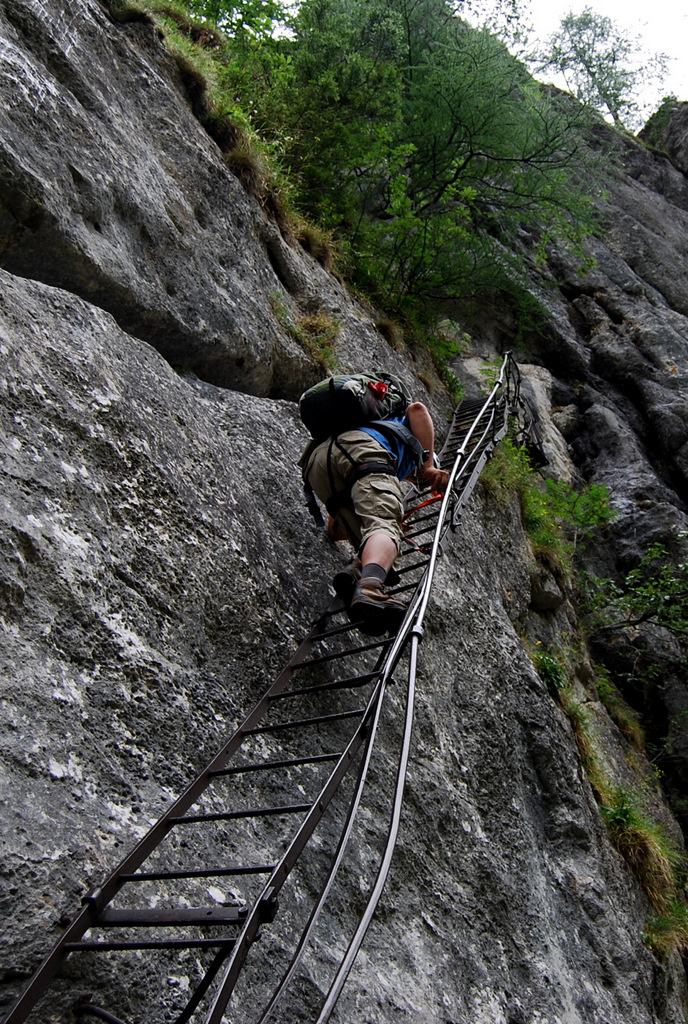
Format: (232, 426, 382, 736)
(300, 400, 449, 636)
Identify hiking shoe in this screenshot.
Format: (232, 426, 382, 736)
(349, 578, 408, 636)
(333, 558, 362, 607)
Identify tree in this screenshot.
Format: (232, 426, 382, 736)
(584, 543, 688, 638)
(260, 0, 600, 318)
(186, 0, 288, 35)
(169, 0, 602, 324)
(534, 7, 668, 130)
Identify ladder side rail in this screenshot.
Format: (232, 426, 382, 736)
(412, 352, 512, 628)
(2, 604, 336, 1024)
(306, 372, 518, 1020)
(200, 674, 388, 1024)
(314, 629, 420, 1023)
(445, 387, 513, 535)
(379, 370, 512, 694)
(255, 665, 395, 1024)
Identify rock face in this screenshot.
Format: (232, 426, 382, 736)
(0, 0, 437, 403)
(2, 2, 688, 1023)
(512, 119, 688, 841)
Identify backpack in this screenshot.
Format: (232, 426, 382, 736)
(299, 372, 410, 441)
(299, 372, 427, 528)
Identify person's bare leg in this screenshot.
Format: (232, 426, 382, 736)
(350, 531, 406, 635)
(360, 531, 398, 575)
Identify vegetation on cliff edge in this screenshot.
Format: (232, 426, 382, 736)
(109, 0, 603, 344)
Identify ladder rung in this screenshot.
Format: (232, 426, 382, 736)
(404, 523, 437, 541)
(245, 709, 365, 735)
(121, 864, 275, 882)
(310, 620, 362, 641)
(269, 673, 378, 701)
(64, 937, 237, 952)
(97, 906, 247, 927)
(404, 508, 442, 527)
(172, 803, 311, 825)
(294, 637, 392, 667)
(396, 558, 431, 576)
(389, 581, 421, 596)
(211, 752, 342, 777)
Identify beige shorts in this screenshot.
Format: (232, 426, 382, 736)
(304, 430, 405, 552)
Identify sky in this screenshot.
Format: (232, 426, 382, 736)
(524, 0, 688, 115)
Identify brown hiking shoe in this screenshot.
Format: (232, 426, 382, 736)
(333, 558, 362, 607)
(349, 578, 408, 636)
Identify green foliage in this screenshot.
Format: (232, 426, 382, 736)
(583, 541, 688, 637)
(533, 7, 669, 131)
(478, 358, 503, 393)
(539, 478, 617, 546)
(534, 646, 567, 696)
(522, 474, 615, 569)
(645, 899, 688, 958)
(188, 0, 602, 330)
(599, 787, 680, 911)
(185, 0, 288, 38)
(348, 11, 598, 319)
(624, 544, 688, 632)
(482, 440, 615, 574)
(481, 437, 532, 504)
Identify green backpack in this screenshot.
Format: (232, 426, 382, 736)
(299, 372, 410, 441)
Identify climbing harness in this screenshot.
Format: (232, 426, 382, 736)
(303, 417, 426, 529)
(5, 353, 540, 1024)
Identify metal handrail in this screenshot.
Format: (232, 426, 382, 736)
(5, 353, 528, 1024)
(308, 352, 520, 1021)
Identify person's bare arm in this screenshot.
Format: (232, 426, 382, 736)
(405, 402, 450, 492)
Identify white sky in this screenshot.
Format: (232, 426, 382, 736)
(525, 0, 688, 113)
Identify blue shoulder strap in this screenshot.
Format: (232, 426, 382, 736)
(367, 419, 427, 472)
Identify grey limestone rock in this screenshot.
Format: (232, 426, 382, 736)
(2, 2, 688, 1022)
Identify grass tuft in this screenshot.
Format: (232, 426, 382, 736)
(375, 319, 405, 351)
(644, 899, 688, 958)
(596, 671, 645, 752)
(297, 224, 338, 272)
(224, 147, 267, 201)
(599, 788, 680, 912)
(105, 2, 156, 25)
(292, 312, 339, 372)
(270, 294, 339, 372)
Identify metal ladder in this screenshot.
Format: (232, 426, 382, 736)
(4, 353, 534, 1024)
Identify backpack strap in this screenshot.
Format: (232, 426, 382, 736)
(301, 421, 428, 528)
(326, 460, 398, 516)
(366, 419, 428, 474)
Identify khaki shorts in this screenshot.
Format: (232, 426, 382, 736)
(304, 430, 405, 552)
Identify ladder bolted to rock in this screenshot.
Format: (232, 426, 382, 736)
(4, 354, 541, 1024)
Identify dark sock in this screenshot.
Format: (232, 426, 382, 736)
(360, 562, 387, 584)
